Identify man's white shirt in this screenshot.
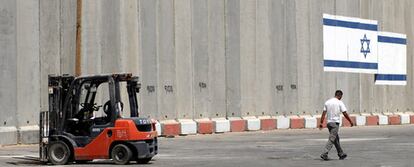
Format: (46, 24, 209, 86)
(323, 98, 347, 123)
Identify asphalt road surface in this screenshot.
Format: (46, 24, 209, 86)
(1, 125, 414, 167)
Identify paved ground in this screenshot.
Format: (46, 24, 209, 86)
(1, 125, 414, 167)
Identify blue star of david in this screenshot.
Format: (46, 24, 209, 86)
(360, 34, 371, 58)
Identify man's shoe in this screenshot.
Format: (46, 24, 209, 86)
(339, 154, 347, 160)
(320, 154, 329, 161)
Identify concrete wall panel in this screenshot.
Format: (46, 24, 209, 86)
(192, 0, 209, 119)
(158, 0, 176, 120)
(16, 0, 40, 126)
(295, 0, 311, 116)
(240, 0, 256, 117)
(82, 1, 102, 75)
(208, 0, 226, 118)
(175, 0, 193, 119)
(270, 0, 286, 116)
(60, 0, 76, 75)
(139, 0, 158, 118)
(225, 0, 241, 118)
(284, 0, 298, 115)
(0, 0, 17, 128)
(255, 0, 273, 116)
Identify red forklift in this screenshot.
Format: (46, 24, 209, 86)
(39, 73, 158, 165)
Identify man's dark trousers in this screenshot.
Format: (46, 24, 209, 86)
(322, 122, 345, 156)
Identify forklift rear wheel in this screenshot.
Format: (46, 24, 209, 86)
(111, 144, 132, 165)
(48, 141, 71, 165)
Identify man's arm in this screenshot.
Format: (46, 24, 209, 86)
(319, 111, 327, 130)
(343, 112, 354, 127)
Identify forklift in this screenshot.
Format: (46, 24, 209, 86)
(39, 73, 158, 165)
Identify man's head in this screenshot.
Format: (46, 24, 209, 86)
(335, 90, 343, 100)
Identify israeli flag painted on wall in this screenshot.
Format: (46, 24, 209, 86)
(323, 14, 378, 73)
(375, 32, 407, 85)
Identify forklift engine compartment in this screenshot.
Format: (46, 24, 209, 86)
(40, 73, 158, 165)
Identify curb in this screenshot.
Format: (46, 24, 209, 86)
(154, 114, 414, 138)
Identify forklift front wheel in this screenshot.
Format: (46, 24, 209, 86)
(111, 144, 132, 165)
(48, 141, 71, 165)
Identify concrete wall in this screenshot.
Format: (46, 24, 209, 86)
(1, 0, 414, 144)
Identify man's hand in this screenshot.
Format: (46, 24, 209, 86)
(350, 122, 354, 127)
(319, 124, 323, 130)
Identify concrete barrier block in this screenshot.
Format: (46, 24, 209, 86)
(18, 125, 39, 144)
(342, 116, 356, 127)
(388, 115, 401, 125)
(196, 120, 213, 134)
(366, 115, 379, 125)
(244, 118, 260, 131)
(213, 119, 230, 133)
(276, 116, 290, 129)
(0, 126, 18, 145)
(155, 121, 162, 136)
(290, 117, 304, 129)
(260, 118, 276, 130)
(179, 120, 197, 135)
(229, 119, 246, 132)
(305, 117, 317, 129)
(378, 115, 388, 125)
(400, 114, 410, 124)
(356, 115, 366, 126)
(161, 120, 181, 137)
(316, 117, 327, 128)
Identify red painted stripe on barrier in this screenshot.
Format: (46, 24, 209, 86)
(388, 115, 401, 125)
(230, 120, 246, 132)
(342, 116, 356, 127)
(162, 123, 180, 136)
(317, 117, 327, 128)
(196, 121, 213, 134)
(411, 115, 414, 124)
(290, 118, 304, 129)
(260, 119, 276, 130)
(366, 115, 379, 126)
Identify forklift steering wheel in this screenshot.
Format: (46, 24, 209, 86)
(103, 101, 111, 116)
(103, 101, 124, 116)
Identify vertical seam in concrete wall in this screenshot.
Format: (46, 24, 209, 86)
(190, 0, 194, 119)
(224, 0, 228, 118)
(59, 0, 62, 75)
(75, 0, 82, 76)
(38, 0, 42, 112)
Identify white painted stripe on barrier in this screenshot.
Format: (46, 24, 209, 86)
(0, 126, 17, 133)
(356, 115, 366, 126)
(276, 116, 290, 129)
(379, 115, 388, 125)
(400, 114, 410, 124)
(179, 120, 197, 135)
(245, 118, 260, 131)
(213, 119, 230, 133)
(305, 117, 317, 128)
(155, 121, 162, 136)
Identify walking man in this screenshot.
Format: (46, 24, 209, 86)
(319, 90, 354, 160)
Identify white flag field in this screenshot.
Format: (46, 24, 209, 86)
(323, 14, 407, 85)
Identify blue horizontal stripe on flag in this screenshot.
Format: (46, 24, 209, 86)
(323, 18, 378, 31)
(324, 60, 378, 69)
(375, 74, 406, 81)
(378, 36, 407, 45)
